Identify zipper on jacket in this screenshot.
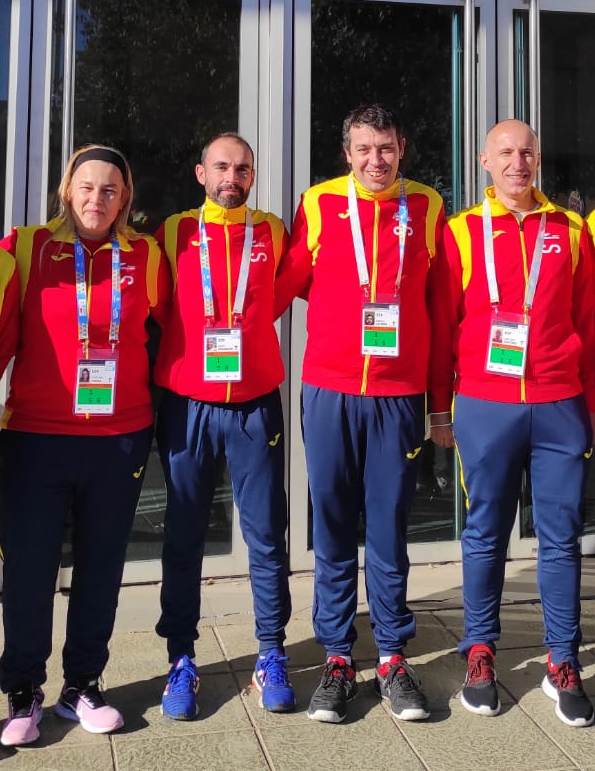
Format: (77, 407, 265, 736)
(360, 200, 380, 395)
(224, 224, 232, 404)
(517, 217, 529, 403)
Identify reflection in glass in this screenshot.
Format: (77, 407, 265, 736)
(62, 442, 233, 567)
(49, 0, 241, 232)
(307, 1, 463, 547)
(0, 0, 11, 234)
(51, 0, 243, 563)
(516, 11, 595, 539)
(540, 12, 595, 215)
(311, 0, 463, 214)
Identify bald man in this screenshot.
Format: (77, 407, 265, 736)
(429, 120, 595, 727)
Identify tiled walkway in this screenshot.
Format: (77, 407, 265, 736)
(2, 559, 595, 770)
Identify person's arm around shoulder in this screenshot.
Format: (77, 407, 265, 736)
(142, 231, 172, 329)
(0, 230, 21, 378)
(273, 196, 315, 320)
(428, 216, 465, 448)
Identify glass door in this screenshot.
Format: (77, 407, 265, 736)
(498, 1, 595, 558)
(40, 0, 261, 585)
(289, 0, 496, 570)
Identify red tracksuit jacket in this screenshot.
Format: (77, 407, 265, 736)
(430, 187, 595, 413)
(0, 218, 171, 435)
(274, 173, 445, 397)
(153, 197, 288, 403)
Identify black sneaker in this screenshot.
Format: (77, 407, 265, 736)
(460, 644, 501, 716)
(307, 656, 357, 723)
(375, 655, 430, 721)
(542, 655, 594, 728)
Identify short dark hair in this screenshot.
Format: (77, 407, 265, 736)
(342, 104, 402, 149)
(200, 132, 255, 165)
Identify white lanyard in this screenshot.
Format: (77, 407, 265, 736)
(198, 207, 253, 322)
(482, 197, 547, 311)
(347, 174, 408, 295)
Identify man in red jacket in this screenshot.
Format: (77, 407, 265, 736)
(154, 133, 294, 718)
(275, 104, 445, 723)
(430, 119, 595, 728)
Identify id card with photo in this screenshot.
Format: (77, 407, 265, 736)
(485, 311, 529, 377)
(204, 328, 242, 382)
(361, 302, 399, 357)
(74, 352, 118, 415)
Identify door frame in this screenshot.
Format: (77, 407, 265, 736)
(288, 0, 496, 571)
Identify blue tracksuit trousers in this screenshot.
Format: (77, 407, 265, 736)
(302, 384, 425, 657)
(455, 394, 591, 666)
(155, 389, 291, 660)
(0, 427, 152, 692)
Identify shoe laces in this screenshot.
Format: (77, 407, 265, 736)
(549, 660, 582, 691)
(466, 645, 495, 685)
(321, 657, 355, 689)
(70, 679, 106, 709)
(168, 658, 198, 694)
(258, 652, 290, 687)
(379, 656, 420, 693)
(8, 687, 37, 717)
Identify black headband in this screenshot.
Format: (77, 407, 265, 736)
(72, 148, 128, 183)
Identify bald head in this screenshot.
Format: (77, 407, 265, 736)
(484, 119, 539, 153)
(480, 119, 541, 211)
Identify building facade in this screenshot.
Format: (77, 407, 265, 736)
(2, 0, 595, 587)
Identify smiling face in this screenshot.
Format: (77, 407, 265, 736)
(480, 120, 540, 210)
(195, 137, 255, 209)
(344, 124, 405, 193)
(68, 160, 128, 240)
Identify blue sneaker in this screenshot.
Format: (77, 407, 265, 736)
(161, 655, 199, 720)
(252, 649, 295, 713)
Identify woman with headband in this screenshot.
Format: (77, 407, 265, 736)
(0, 145, 171, 746)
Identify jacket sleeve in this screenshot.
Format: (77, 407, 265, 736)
(573, 222, 595, 411)
(0, 231, 21, 379)
(273, 199, 314, 320)
(428, 218, 464, 415)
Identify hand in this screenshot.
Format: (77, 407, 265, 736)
(431, 425, 454, 448)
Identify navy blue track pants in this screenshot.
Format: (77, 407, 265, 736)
(455, 394, 591, 665)
(0, 427, 152, 692)
(302, 384, 425, 657)
(155, 389, 291, 660)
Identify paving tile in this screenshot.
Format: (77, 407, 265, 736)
(434, 604, 546, 649)
(215, 618, 321, 671)
(514, 688, 595, 768)
(238, 664, 386, 727)
(398, 700, 576, 771)
(0, 742, 114, 770)
(105, 672, 250, 739)
(259, 717, 424, 771)
(113, 730, 268, 771)
(102, 627, 228, 685)
(495, 647, 595, 701)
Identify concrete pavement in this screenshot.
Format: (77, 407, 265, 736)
(2, 558, 595, 770)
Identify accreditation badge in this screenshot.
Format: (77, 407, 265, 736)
(74, 350, 118, 415)
(361, 302, 400, 357)
(485, 311, 529, 377)
(204, 328, 243, 382)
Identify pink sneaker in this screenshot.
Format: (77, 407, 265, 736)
(1, 686, 44, 746)
(54, 679, 123, 734)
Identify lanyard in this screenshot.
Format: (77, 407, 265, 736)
(198, 207, 253, 323)
(74, 235, 121, 345)
(347, 174, 408, 295)
(482, 198, 546, 311)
